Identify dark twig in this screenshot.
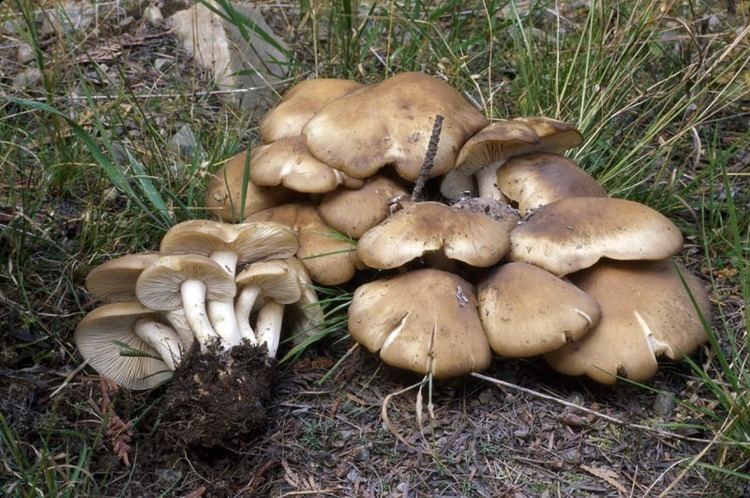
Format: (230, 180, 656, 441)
(411, 114, 444, 202)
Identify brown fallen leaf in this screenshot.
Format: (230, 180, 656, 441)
(580, 464, 628, 496)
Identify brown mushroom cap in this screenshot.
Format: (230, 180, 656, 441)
(544, 259, 711, 384)
(440, 118, 583, 200)
(357, 201, 511, 269)
(348, 269, 492, 378)
(509, 197, 684, 276)
(74, 303, 173, 390)
(477, 262, 601, 357)
(85, 252, 160, 303)
(160, 219, 298, 268)
(260, 79, 365, 143)
(245, 204, 361, 285)
(318, 175, 408, 239)
(303, 72, 488, 182)
(497, 153, 606, 215)
(250, 136, 363, 193)
(205, 151, 297, 222)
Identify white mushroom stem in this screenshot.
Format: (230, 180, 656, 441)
(180, 279, 222, 351)
(163, 309, 195, 351)
(133, 318, 183, 370)
(234, 286, 261, 344)
(256, 300, 285, 358)
(207, 250, 242, 347)
(475, 161, 506, 200)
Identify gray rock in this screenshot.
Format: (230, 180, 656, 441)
(144, 5, 163, 25)
(154, 58, 172, 72)
(17, 42, 35, 64)
(40, 2, 97, 36)
(168, 124, 203, 161)
(653, 391, 675, 417)
(12, 68, 42, 89)
(168, 1, 289, 113)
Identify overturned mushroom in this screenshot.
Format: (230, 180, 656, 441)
(545, 259, 711, 384)
(348, 269, 492, 378)
(509, 197, 684, 275)
(75, 302, 182, 389)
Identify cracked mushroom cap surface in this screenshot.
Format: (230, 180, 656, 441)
(245, 204, 361, 285)
(348, 269, 492, 378)
(477, 262, 601, 357)
(509, 197, 684, 276)
(544, 259, 711, 384)
(250, 136, 364, 193)
(85, 252, 160, 303)
(205, 150, 297, 222)
(135, 254, 237, 311)
(160, 219, 298, 268)
(74, 302, 173, 390)
(497, 153, 606, 215)
(318, 175, 409, 239)
(260, 79, 365, 143)
(303, 72, 488, 182)
(357, 201, 511, 269)
(440, 117, 583, 200)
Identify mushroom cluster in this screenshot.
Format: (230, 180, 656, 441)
(75, 220, 322, 390)
(205, 71, 712, 385)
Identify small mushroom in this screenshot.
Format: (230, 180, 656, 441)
(250, 136, 363, 193)
(356, 201, 512, 270)
(246, 204, 361, 285)
(440, 118, 583, 201)
(260, 79, 365, 143)
(477, 262, 601, 357)
(544, 259, 711, 384)
(303, 72, 488, 182)
(348, 269, 492, 378)
(160, 220, 298, 346)
(497, 153, 606, 215)
(84, 251, 194, 350)
(509, 197, 684, 276)
(205, 151, 297, 222)
(136, 255, 236, 351)
(75, 303, 182, 389)
(317, 175, 409, 239)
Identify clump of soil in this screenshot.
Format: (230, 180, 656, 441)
(159, 343, 274, 449)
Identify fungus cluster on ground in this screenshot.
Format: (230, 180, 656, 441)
(204, 71, 711, 386)
(75, 71, 713, 447)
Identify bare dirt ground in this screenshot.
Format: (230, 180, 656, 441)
(1, 1, 748, 497)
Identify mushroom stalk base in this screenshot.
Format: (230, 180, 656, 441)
(208, 300, 242, 347)
(235, 286, 261, 344)
(180, 279, 222, 351)
(256, 301, 284, 358)
(134, 318, 183, 370)
(476, 161, 506, 201)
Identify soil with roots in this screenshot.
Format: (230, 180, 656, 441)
(158, 343, 274, 450)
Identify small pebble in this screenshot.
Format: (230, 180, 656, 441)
(653, 391, 675, 417)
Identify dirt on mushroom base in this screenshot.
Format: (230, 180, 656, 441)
(158, 342, 274, 450)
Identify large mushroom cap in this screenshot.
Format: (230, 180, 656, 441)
(246, 204, 361, 285)
(509, 197, 684, 275)
(160, 219, 298, 268)
(135, 254, 236, 311)
(318, 175, 408, 239)
(205, 151, 297, 222)
(544, 259, 711, 384)
(250, 136, 363, 193)
(440, 118, 583, 200)
(260, 79, 365, 143)
(497, 154, 606, 215)
(303, 72, 488, 182)
(74, 303, 173, 390)
(478, 262, 601, 357)
(357, 201, 512, 270)
(85, 252, 160, 303)
(348, 269, 492, 378)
